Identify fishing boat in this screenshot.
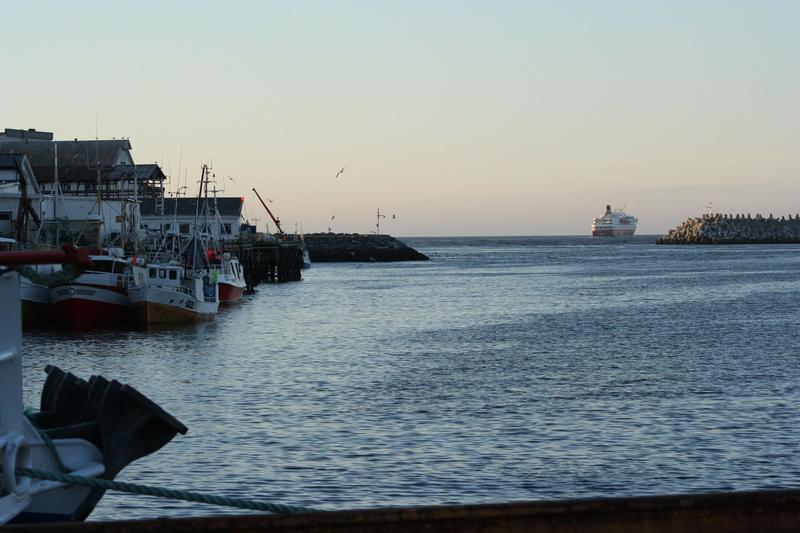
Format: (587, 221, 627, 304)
(128, 168, 221, 323)
(0, 246, 186, 525)
(127, 262, 219, 324)
(49, 249, 132, 326)
(210, 252, 247, 305)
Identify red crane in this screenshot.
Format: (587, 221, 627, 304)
(252, 188, 284, 235)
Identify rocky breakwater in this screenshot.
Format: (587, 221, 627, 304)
(303, 233, 429, 262)
(658, 213, 800, 244)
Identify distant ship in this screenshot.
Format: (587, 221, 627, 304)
(591, 205, 637, 237)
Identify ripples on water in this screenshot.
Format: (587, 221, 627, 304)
(21, 236, 800, 519)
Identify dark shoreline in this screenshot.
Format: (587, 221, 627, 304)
(304, 233, 429, 262)
(658, 213, 800, 245)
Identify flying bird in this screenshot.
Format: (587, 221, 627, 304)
(335, 166, 348, 178)
(227, 175, 236, 183)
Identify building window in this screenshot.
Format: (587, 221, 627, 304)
(223, 223, 232, 234)
(179, 223, 190, 234)
(0, 212, 12, 221)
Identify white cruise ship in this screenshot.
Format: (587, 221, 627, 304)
(591, 205, 638, 237)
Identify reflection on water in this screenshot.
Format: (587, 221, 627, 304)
(21, 236, 800, 520)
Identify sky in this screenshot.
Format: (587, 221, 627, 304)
(2, 1, 798, 236)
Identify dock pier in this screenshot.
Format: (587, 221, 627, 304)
(221, 240, 302, 289)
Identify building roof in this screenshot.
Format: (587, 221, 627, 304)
(106, 164, 165, 182)
(0, 153, 26, 169)
(140, 197, 244, 218)
(1, 128, 53, 141)
(0, 139, 141, 182)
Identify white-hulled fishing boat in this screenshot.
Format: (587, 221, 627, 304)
(127, 262, 219, 323)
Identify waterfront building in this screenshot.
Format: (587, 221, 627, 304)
(0, 128, 165, 199)
(140, 196, 244, 241)
(0, 128, 166, 244)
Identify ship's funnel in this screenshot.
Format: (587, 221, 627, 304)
(605, 205, 612, 214)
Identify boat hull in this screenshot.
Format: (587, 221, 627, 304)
(129, 286, 218, 324)
(20, 274, 54, 323)
(21, 300, 52, 324)
(218, 282, 245, 305)
(592, 228, 636, 237)
(50, 285, 131, 326)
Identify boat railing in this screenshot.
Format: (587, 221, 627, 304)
(211, 263, 234, 277)
(177, 285, 195, 297)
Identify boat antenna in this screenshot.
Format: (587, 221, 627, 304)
(176, 139, 183, 197)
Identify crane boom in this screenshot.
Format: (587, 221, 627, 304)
(252, 188, 284, 235)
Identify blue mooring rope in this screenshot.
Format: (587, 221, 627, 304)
(2, 465, 316, 514)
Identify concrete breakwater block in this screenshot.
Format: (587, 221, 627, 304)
(658, 213, 800, 244)
(303, 233, 429, 262)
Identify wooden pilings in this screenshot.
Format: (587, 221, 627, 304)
(222, 240, 302, 289)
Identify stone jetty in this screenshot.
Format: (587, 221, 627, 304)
(658, 213, 800, 244)
(303, 233, 429, 262)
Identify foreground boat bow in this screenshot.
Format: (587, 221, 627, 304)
(0, 247, 187, 525)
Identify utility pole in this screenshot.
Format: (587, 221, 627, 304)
(376, 208, 386, 235)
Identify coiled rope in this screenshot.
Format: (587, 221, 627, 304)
(0, 465, 315, 514)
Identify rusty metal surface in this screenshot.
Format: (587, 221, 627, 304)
(4, 489, 800, 532)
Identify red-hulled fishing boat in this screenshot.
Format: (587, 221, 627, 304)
(50, 249, 132, 326)
(211, 251, 246, 304)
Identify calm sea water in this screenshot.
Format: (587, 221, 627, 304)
(21, 236, 800, 520)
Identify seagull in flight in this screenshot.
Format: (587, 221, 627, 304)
(335, 166, 348, 178)
(227, 175, 236, 183)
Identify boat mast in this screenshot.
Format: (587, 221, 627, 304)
(94, 137, 103, 249)
(53, 143, 59, 246)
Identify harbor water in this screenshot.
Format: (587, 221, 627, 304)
(21, 236, 800, 520)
